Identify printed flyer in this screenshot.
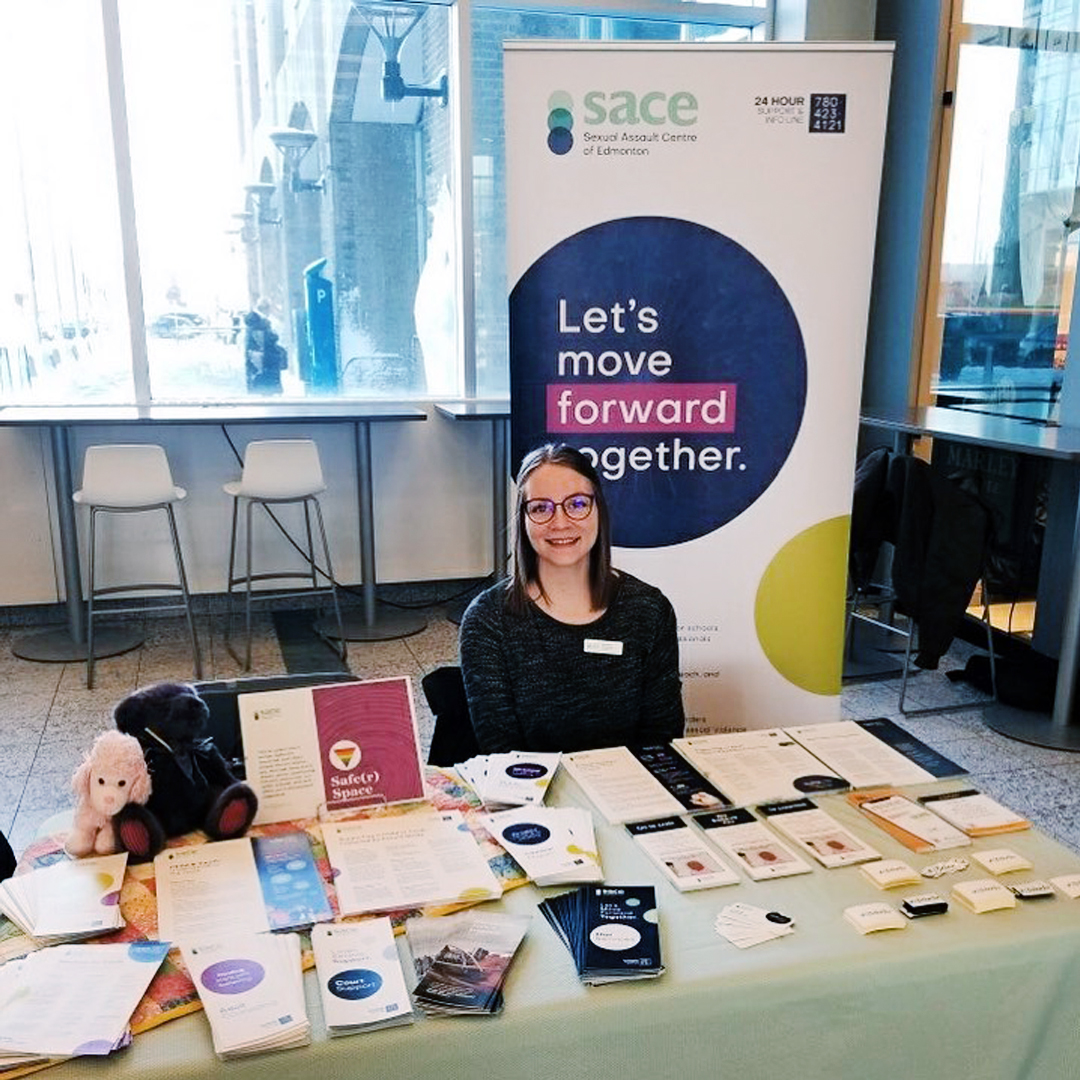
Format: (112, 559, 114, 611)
(505, 43, 892, 730)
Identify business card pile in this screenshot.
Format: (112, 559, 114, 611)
(539, 884, 663, 984)
(714, 903, 795, 948)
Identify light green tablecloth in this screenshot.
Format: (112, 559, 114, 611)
(45, 773, 1080, 1080)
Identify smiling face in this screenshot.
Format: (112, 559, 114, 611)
(522, 462, 599, 574)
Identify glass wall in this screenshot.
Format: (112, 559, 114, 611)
(0, 0, 771, 405)
(929, 0, 1080, 422)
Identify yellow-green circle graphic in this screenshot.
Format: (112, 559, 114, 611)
(754, 515, 850, 695)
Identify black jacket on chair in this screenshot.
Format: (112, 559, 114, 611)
(849, 450, 991, 670)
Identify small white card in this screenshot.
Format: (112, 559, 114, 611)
(843, 902, 906, 934)
(951, 878, 1017, 913)
(715, 903, 795, 948)
(971, 848, 1032, 876)
(860, 858, 922, 890)
(1050, 873, 1080, 899)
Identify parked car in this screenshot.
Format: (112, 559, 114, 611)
(149, 312, 207, 339)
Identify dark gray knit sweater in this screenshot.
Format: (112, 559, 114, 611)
(458, 572, 685, 754)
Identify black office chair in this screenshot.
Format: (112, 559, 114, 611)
(422, 666, 480, 766)
(194, 672, 359, 776)
(0, 830, 15, 881)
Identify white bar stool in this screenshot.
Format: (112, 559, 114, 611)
(223, 439, 346, 670)
(73, 444, 203, 689)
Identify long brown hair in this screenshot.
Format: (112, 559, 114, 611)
(506, 444, 616, 615)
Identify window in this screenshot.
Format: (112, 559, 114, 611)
(0, 0, 771, 405)
(925, 0, 1080, 422)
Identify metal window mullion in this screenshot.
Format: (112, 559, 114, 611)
(99, 0, 151, 405)
(454, 0, 478, 398)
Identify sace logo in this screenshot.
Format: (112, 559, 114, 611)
(583, 89, 698, 126)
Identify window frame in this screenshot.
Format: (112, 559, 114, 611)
(81, 0, 775, 406)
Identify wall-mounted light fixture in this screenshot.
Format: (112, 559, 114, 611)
(269, 128, 326, 194)
(244, 182, 280, 226)
(354, 3, 448, 107)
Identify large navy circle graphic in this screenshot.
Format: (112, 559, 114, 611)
(328, 969, 384, 1000)
(509, 217, 807, 547)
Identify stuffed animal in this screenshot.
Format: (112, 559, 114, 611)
(66, 730, 152, 857)
(111, 682, 258, 862)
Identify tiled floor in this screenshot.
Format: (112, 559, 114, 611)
(3, 606, 1079, 861)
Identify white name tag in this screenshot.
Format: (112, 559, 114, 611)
(584, 638, 623, 656)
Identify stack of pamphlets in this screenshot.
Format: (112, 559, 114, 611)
(692, 808, 813, 880)
(481, 806, 602, 885)
(456, 752, 561, 808)
(0, 940, 169, 1063)
(311, 919, 414, 1035)
(181, 933, 310, 1059)
(625, 817, 739, 892)
(407, 910, 530, 1015)
(757, 798, 881, 868)
(539, 884, 663, 984)
(848, 790, 971, 853)
(562, 745, 729, 825)
(671, 730, 847, 806)
(0, 853, 127, 943)
(916, 789, 1031, 837)
(323, 808, 503, 916)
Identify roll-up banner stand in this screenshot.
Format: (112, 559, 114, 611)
(505, 43, 893, 732)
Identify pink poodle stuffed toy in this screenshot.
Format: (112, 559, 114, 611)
(65, 730, 152, 857)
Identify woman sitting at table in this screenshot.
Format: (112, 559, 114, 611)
(459, 443, 685, 754)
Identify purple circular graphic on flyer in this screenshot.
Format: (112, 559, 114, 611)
(200, 959, 265, 995)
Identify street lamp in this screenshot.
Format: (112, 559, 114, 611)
(269, 128, 326, 194)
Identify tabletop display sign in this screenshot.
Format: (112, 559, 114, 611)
(505, 42, 892, 731)
(239, 677, 426, 823)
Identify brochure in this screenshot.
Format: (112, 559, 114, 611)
(456, 751, 561, 808)
(626, 816, 739, 892)
(182, 933, 310, 1058)
(408, 910, 530, 1015)
(311, 919, 414, 1034)
(851, 718, 967, 779)
(0, 940, 169, 1059)
(784, 720, 944, 788)
(671, 730, 847, 806)
(0, 853, 127, 943)
(691, 808, 813, 880)
(539, 884, 663, 984)
(155, 833, 332, 944)
(848, 790, 971, 853)
(757, 798, 881, 868)
(916, 789, 1031, 837)
(562, 746, 688, 824)
(323, 808, 503, 916)
(239, 676, 426, 823)
(251, 832, 333, 931)
(481, 806, 602, 886)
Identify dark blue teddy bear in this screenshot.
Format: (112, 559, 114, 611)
(112, 682, 258, 862)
